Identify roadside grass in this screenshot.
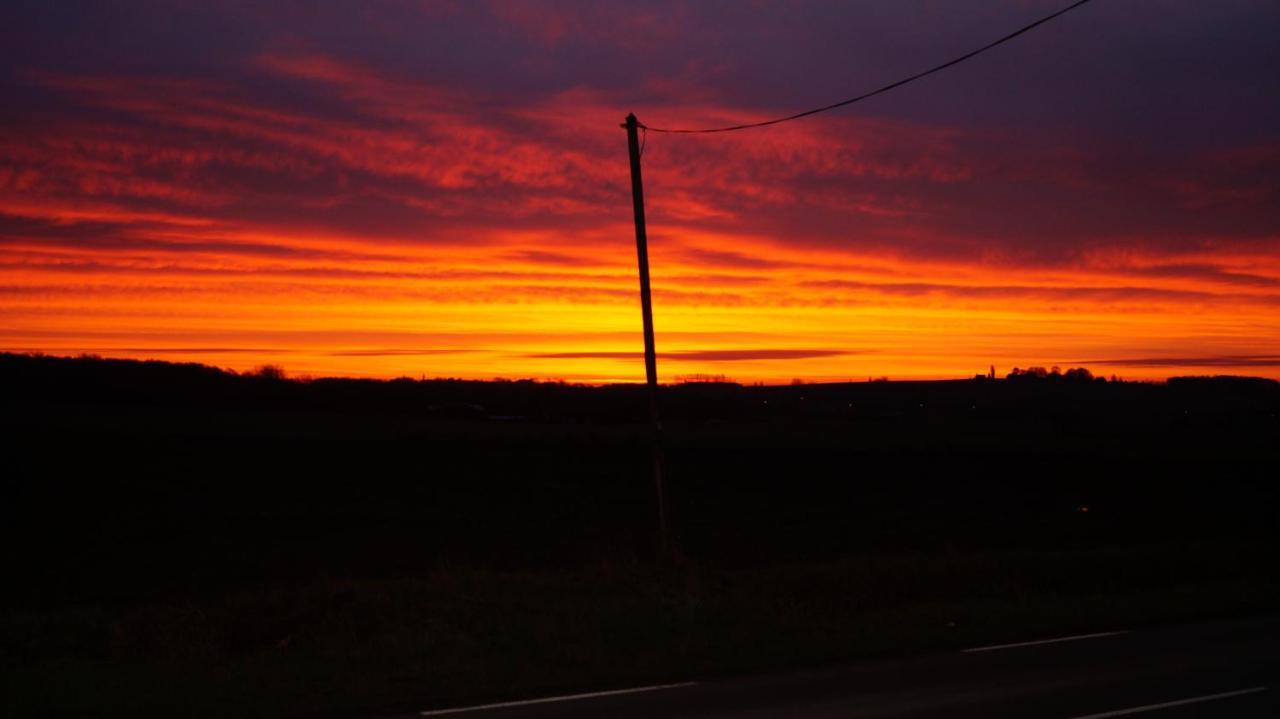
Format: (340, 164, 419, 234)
(3, 541, 1276, 719)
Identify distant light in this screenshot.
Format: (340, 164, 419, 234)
(1078, 506, 1090, 513)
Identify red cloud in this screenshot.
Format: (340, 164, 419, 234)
(4, 41, 1278, 382)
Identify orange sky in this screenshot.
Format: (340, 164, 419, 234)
(2, 2, 1278, 383)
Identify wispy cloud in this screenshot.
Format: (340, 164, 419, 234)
(1081, 355, 1280, 368)
(528, 349, 858, 362)
(327, 349, 479, 357)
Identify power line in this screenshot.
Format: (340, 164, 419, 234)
(641, 0, 1096, 134)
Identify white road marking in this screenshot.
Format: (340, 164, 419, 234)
(419, 681, 699, 716)
(1067, 686, 1267, 718)
(962, 630, 1128, 653)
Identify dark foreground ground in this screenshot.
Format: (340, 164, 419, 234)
(2, 353, 1278, 717)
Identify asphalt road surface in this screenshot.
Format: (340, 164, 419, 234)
(398, 614, 1279, 718)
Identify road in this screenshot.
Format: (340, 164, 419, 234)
(400, 614, 1279, 718)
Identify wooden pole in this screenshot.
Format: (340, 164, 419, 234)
(623, 113, 669, 555)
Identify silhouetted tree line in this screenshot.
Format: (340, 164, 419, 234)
(1006, 366, 1104, 382)
(3, 352, 1277, 427)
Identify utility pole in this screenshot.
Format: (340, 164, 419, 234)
(623, 112, 670, 556)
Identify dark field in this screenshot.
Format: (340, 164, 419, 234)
(2, 353, 1278, 717)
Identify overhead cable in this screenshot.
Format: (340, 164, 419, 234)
(641, 0, 1096, 134)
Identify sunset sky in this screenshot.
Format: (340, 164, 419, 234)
(2, 1, 1278, 383)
